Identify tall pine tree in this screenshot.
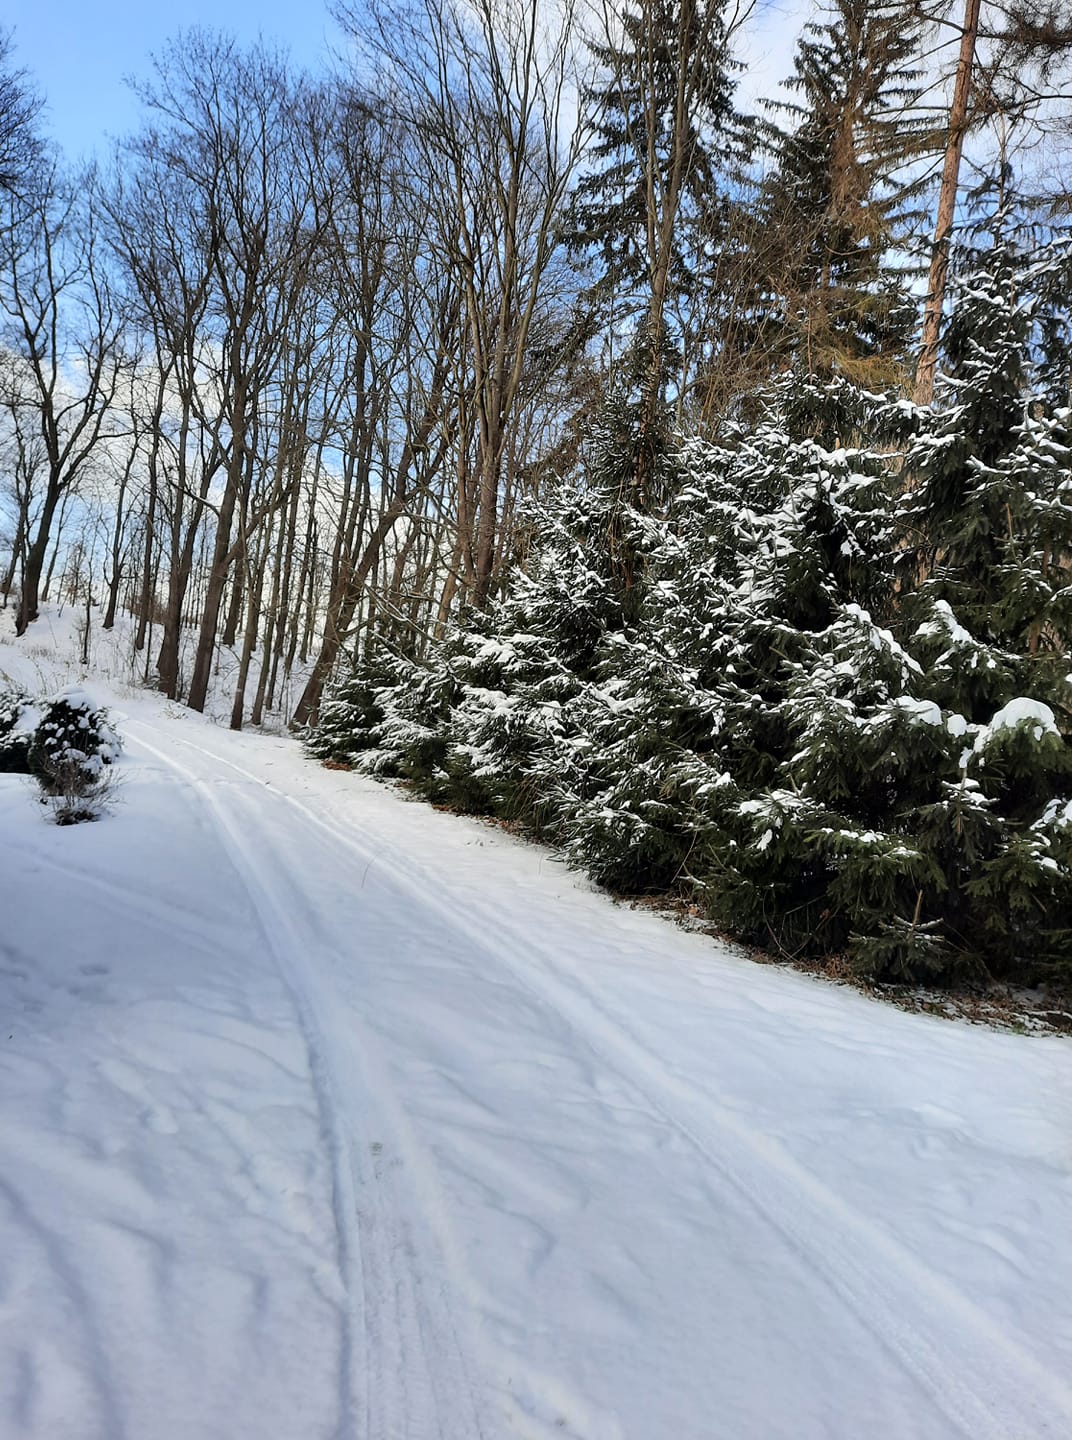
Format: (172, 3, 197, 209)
(567, 0, 752, 463)
(756, 0, 934, 384)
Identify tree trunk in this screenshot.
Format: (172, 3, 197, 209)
(472, 449, 500, 609)
(229, 558, 265, 731)
(221, 566, 244, 649)
(186, 458, 241, 713)
(102, 567, 123, 630)
(157, 492, 206, 699)
(2, 508, 25, 607)
(134, 469, 157, 652)
(16, 483, 61, 634)
(915, 0, 982, 406)
(253, 491, 290, 725)
(265, 458, 302, 713)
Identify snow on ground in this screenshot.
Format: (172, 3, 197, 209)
(2, 601, 307, 730)
(2, 615, 1072, 1439)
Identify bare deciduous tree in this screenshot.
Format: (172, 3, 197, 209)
(0, 164, 125, 634)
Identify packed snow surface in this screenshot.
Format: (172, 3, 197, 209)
(2, 634, 1072, 1439)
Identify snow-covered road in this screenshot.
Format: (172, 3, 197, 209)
(1, 692, 1071, 1439)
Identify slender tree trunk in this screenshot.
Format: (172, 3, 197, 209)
(254, 489, 291, 725)
(135, 462, 158, 652)
(266, 459, 302, 713)
(2, 509, 25, 605)
(434, 537, 464, 638)
(157, 474, 211, 698)
(102, 456, 135, 630)
(157, 509, 185, 697)
(143, 541, 162, 684)
(221, 565, 244, 649)
(102, 568, 123, 631)
(157, 526, 188, 698)
(287, 507, 316, 676)
(915, 0, 982, 406)
(186, 455, 242, 712)
(472, 447, 500, 609)
(229, 555, 265, 731)
(300, 534, 319, 666)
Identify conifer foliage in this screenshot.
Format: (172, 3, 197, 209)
(0, 683, 33, 773)
(27, 691, 122, 793)
(568, 0, 749, 329)
(312, 228, 1072, 989)
(757, 0, 933, 383)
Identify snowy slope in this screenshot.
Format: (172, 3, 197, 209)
(1, 644, 1071, 1438)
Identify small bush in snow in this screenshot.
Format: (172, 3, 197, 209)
(0, 684, 36, 774)
(27, 690, 122, 820)
(41, 757, 122, 826)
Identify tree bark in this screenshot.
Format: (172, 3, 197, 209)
(915, 0, 982, 406)
(16, 483, 61, 634)
(186, 440, 243, 713)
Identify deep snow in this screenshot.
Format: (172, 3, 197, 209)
(1, 615, 1071, 1439)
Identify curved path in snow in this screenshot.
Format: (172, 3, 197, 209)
(1, 695, 1071, 1439)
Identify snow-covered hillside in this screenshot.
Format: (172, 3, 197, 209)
(0, 602, 308, 732)
(1, 621, 1071, 1440)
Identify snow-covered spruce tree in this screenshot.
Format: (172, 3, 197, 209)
(436, 505, 627, 826)
(565, 373, 919, 932)
(303, 644, 407, 768)
(418, 363, 680, 827)
(566, 0, 751, 340)
(888, 222, 1072, 982)
(367, 620, 503, 806)
(691, 377, 956, 973)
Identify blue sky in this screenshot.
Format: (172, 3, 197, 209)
(6, 1, 343, 160)
(7, 0, 804, 165)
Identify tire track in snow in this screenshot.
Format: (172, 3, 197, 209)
(213, 781, 496, 1440)
(126, 730, 493, 1440)
(142, 720, 1072, 1440)
(124, 732, 371, 1440)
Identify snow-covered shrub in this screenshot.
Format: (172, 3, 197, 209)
(28, 689, 122, 797)
(41, 756, 123, 826)
(368, 646, 466, 792)
(1, 683, 122, 823)
(0, 684, 36, 774)
(432, 485, 633, 828)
